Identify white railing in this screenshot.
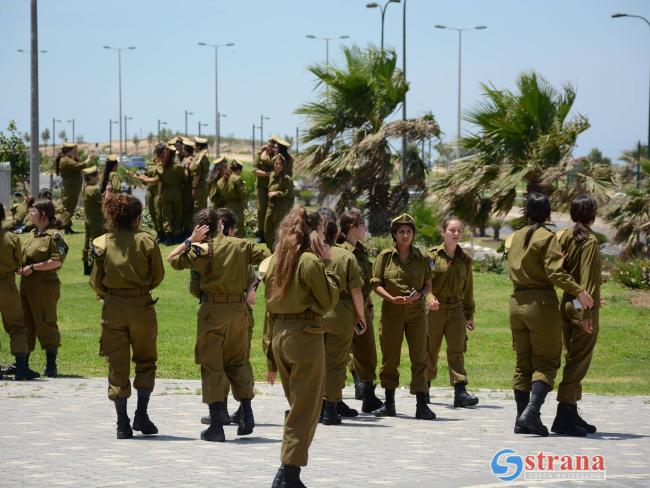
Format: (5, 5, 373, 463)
(0, 162, 11, 209)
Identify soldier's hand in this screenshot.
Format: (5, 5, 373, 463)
(190, 224, 210, 243)
(21, 265, 33, 276)
(577, 291, 594, 310)
(466, 320, 475, 331)
(426, 296, 440, 311)
(246, 288, 256, 307)
(581, 318, 593, 334)
(391, 295, 407, 305)
(266, 371, 276, 386)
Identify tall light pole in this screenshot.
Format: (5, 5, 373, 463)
(260, 114, 270, 145)
(184, 110, 194, 136)
(109, 119, 118, 153)
(67, 118, 75, 142)
(198, 42, 235, 157)
(52, 118, 62, 157)
(124, 116, 132, 155)
(612, 12, 649, 189)
(198, 121, 208, 137)
(435, 24, 487, 162)
(157, 120, 167, 141)
(401, 0, 407, 181)
(218, 112, 227, 153)
(104, 45, 135, 157)
(305, 34, 350, 65)
(252, 123, 258, 160)
(366, 0, 401, 52)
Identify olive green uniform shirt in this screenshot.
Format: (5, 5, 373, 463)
(191, 151, 210, 190)
(427, 244, 475, 321)
(2, 201, 28, 230)
(59, 156, 88, 178)
(145, 159, 160, 197)
(106, 171, 121, 194)
(267, 172, 294, 208)
(341, 240, 373, 299)
(83, 184, 104, 226)
(157, 163, 185, 191)
(371, 246, 432, 296)
(209, 174, 247, 208)
(22, 228, 68, 265)
(324, 245, 363, 316)
(0, 229, 22, 273)
(255, 150, 274, 189)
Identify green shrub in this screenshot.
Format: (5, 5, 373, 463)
(408, 200, 442, 247)
(364, 235, 394, 257)
(612, 259, 650, 289)
(472, 254, 506, 274)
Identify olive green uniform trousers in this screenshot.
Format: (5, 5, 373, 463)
(145, 188, 161, 234)
(426, 302, 468, 385)
(0, 274, 28, 354)
(227, 203, 246, 238)
(557, 298, 600, 404)
(193, 186, 208, 213)
(379, 301, 428, 394)
(272, 317, 325, 467)
(160, 189, 183, 235)
(100, 290, 158, 400)
(60, 179, 82, 228)
(323, 298, 355, 402)
(83, 222, 106, 268)
(182, 184, 194, 232)
(20, 271, 61, 351)
(509, 289, 562, 391)
(196, 296, 254, 405)
(257, 184, 269, 236)
(223, 306, 255, 399)
(350, 306, 377, 382)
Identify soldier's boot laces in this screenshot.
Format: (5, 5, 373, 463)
(322, 401, 342, 426)
(513, 390, 531, 434)
(361, 381, 383, 413)
(237, 398, 255, 436)
(114, 397, 133, 439)
(374, 388, 396, 417)
(133, 389, 158, 435)
(516, 381, 550, 436)
(572, 404, 597, 433)
(415, 392, 436, 420)
(14, 353, 40, 380)
(44, 349, 58, 378)
(453, 382, 479, 408)
(351, 370, 363, 400)
(337, 400, 358, 417)
(201, 401, 226, 442)
(551, 402, 587, 437)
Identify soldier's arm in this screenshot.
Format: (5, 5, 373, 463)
(89, 239, 107, 298)
(303, 257, 340, 313)
(463, 259, 475, 321)
(247, 241, 271, 266)
(149, 241, 165, 289)
(578, 238, 601, 319)
(542, 236, 584, 297)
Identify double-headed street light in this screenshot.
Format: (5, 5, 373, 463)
(184, 110, 194, 136)
(612, 12, 650, 188)
(366, 0, 401, 52)
(305, 34, 350, 65)
(103, 45, 136, 157)
(198, 41, 235, 156)
(260, 115, 270, 146)
(67, 118, 75, 143)
(198, 122, 208, 137)
(435, 24, 487, 161)
(109, 119, 118, 153)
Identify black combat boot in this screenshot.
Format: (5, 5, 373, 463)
(572, 404, 596, 433)
(44, 348, 58, 378)
(230, 404, 242, 424)
(237, 398, 255, 436)
(14, 353, 40, 380)
(424, 380, 431, 404)
(221, 397, 232, 425)
(114, 397, 133, 439)
(516, 381, 550, 436)
(272, 465, 285, 488)
(64, 225, 77, 235)
(163, 233, 174, 246)
(83, 261, 92, 276)
(133, 389, 158, 435)
(361, 381, 383, 413)
(514, 390, 530, 434)
(351, 370, 363, 400)
(155, 232, 165, 244)
(337, 400, 358, 417)
(201, 402, 226, 442)
(551, 402, 587, 437)
(415, 392, 436, 420)
(280, 464, 303, 488)
(374, 388, 396, 417)
(322, 401, 342, 425)
(453, 382, 479, 408)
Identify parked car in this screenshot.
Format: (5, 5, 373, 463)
(125, 156, 145, 170)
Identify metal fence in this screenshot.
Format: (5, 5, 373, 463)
(0, 162, 11, 209)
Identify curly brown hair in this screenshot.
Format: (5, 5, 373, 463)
(103, 194, 142, 231)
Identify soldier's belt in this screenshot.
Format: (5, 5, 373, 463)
(0, 271, 15, 279)
(202, 293, 244, 304)
(438, 296, 461, 305)
(106, 288, 150, 297)
(270, 310, 321, 321)
(513, 286, 554, 293)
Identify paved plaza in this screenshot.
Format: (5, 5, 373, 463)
(1, 378, 649, 488)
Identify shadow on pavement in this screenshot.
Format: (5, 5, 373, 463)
(230, 436, 281, 444)
(133, 435, 195, 441)
(584, 432, 650, 441)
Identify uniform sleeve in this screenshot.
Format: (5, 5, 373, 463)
(149, 241, 165, 289)
(302, 257, 340, 313)
(49, 233, 68, 263)
(109, 172, 121, 192)
(246, 241, 270, 266)
(422, 253, 433, 281)
(63, 157, 90, 171)
(463, 259, 475, 321)
(89, 250, 107, 298)
(542, 235, 583, 296)
(92, 186, 103, 207)
(346, 254, 364, 290)
(370, 252, 387, 288)
(170, 250, 192, 271)
(262, 313, 277, 372)
(236, 178, 247, 205)
(578, 238, 601, 320)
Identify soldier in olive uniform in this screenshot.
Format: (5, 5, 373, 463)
(168, 208, 268, 442)
(339, 209, 384, 413)
(19, 199, 68, 377)
(552, 195, 602, 436)
(145, 145, 164, 241)
(209, 160, 247, 237)
(425, 217, 479, 408)
(90, 194, 164, 439)
(264, 207, 340, 488)
(272, 136, 294, 177)
(254, 140, 275, 241)
(264, 155, 294, 251)
(371, 213, 436, 420)
(56, 142, 94, 233)
(317, 208, 366, 425)
(180, 138, 196, 234)
(0, 203, 40, 380)
(82, 166, 106, 275)
(2, 192, 28, 231)
(506, 193, 593, 437)
(100, 155, 121, 195)
(158, 144, 186, 244)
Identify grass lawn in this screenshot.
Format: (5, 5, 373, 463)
(2, 228, 648, 396)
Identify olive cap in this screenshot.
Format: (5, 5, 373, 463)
(106, 154, 118, 163)
(82, 165, 99, 175)
(194, 136, 208, 145)
(62, 142, 77, 149)
(391, 213, 416, 226)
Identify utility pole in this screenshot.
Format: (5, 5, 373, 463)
(29, 0, 40, 197)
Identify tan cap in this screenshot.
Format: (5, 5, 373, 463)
(106, 154, 118, 163)
(269, 134, 281, 142)
(391, 213, 416, 226)
(194, 136, 208, 145)
(166, 143, 177, 151)
(181, 137, 196, 148)
(167, 136, 182, 145)
(82, 165, 99, 175)
(213, 156, 227, 165)
(62, 142, 77, 149)
(275, 138, 291, 148)
(258, 255, 273, 276)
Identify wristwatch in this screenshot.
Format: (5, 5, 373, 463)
(184, 238, 192, 250)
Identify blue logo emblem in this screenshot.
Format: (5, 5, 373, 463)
(491, 448, 524, 482)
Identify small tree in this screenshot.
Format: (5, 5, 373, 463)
(133, 133, 140, 153)
(0, 121, 30, 189)
(23, 132, 31, 143)
(41, 127, 50, 146)
(147, 132, 154, 152)
(58, 129, 67, 142)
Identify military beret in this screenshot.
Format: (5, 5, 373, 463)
(391, 213, 416, 226)
(181, 137, 196, 148)
(269, 135, 281, 142)
(82, 165, 99, 175)
(274, 138, 291, 148)
(167, 136, 182, 145)
(106, 154, 118, 163)
(213, 156, 228, 165)
(194, 136, 208, 145)
(62, 142, 77, 149)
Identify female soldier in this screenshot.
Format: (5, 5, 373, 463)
(209, 160, 247, 237)
(507, 193, 593, 437)
(168, 208, 267, 442)
(90, 194, 164, 439)
(264, 207, 339, 488)
(264, 155, 294, 251)
(339, 209, 384, 413)
(81, 166, 105, 275)
(254, 139, 276, 242)
(371, 213, 435, 420)
(425, 217, 478, 408)
(552, 195, 602, 436)
(56, 142, 93, 234)
(180, 138, 196, 235)
(100, 155, 121, 195)
(317, 208, 366, 425)
(191, 137, 211, 211)
(158, 144, 185, 244)
(0, 203, 40, 380)
(20, 199, 68, 377)
(273, 137, 294, 177)
(145, 144, 164, 241)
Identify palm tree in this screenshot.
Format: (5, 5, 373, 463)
(435, 71, 612, 221)
(296, 45, 440, 234)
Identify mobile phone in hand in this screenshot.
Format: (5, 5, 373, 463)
(354, 320, 364, 335)
(572, 298, 583, 310)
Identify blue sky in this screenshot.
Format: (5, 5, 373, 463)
(2, 0, 649, 161)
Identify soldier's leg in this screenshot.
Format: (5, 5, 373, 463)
(403, 306, 428, 395)
(257, 186, 268, 236)
(351, 306, 378, 383)
(222, 305, 254, 401)
(264, 208, 275, 251)
(445, 305, 468, 385)
(195, 303, 227, 404)
(60, 186, 72, 228)
(146, 191, 158, 231)
(172, 193, 184, 236)
(161, 198, 173, 235)
(0, 278, 28, 355)
(101, 296, 132, 400)
(129, 296, 158, 393)
(83, 223, 91, 268)
(34, 280, 62, 352)
(323, 317, 351, 403)
(425, 307, 446, 383)
(20, 281, 36, 352)
(378, 302, 405, 390)
(509, 295, 533, 392)
(528, 300, 562, 389)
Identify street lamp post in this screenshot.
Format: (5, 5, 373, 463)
(260, 114, 270, 146)
(198, 42, 235, 157)
(109, 119, 118, 153)
(252, 124, 259, 160)
(51, 117, 61, 189)
(198, 122, 208, 137)
(67, 118, 75, 142)
(157, 120, 167, 142)
(124, 116, 133, 155)
(305, 34, 350, 65)
(218, 112, 227, 153)
(366, 0, 401, 52)
(435, 24, 487, 162)
(104, 45, 135, 158)
(612, 12, 650, 188)
(184, 110, 194, 136)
